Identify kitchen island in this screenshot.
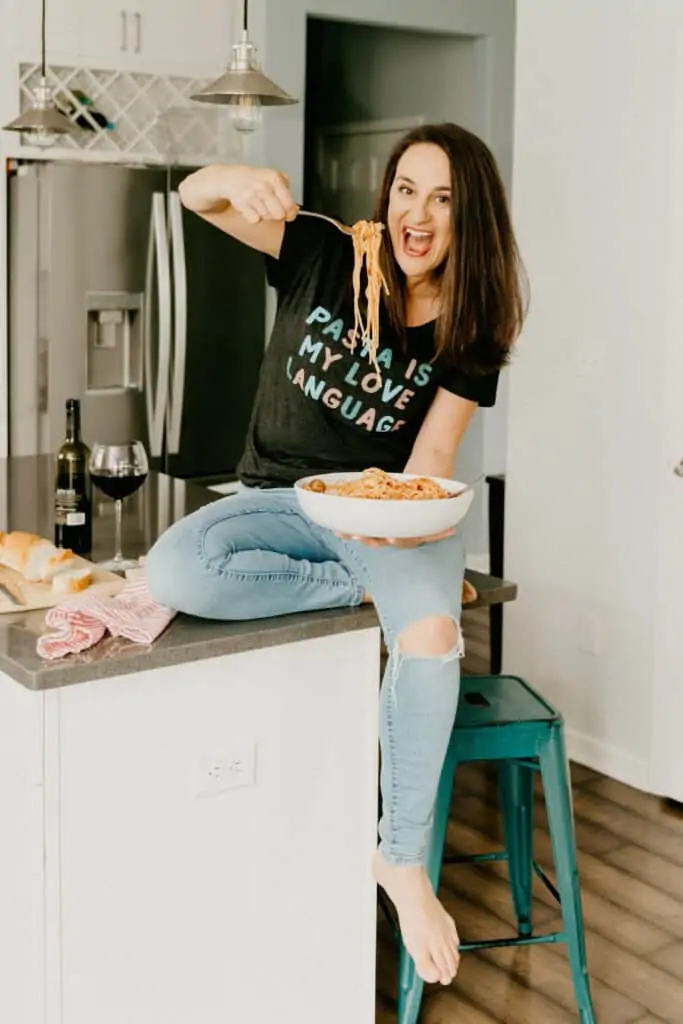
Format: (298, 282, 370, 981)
(0, 456, 515, 1024)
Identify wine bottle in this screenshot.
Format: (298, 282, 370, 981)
(55, 90, 116, 132)
(54, 399, 92, 555)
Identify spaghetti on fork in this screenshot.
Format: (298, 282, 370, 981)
(298, 212, 389, 371)
(350, 221, 389, 372)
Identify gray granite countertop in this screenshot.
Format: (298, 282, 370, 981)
(0, 456, 516, 691)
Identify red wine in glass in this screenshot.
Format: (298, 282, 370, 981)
(89, 472, 148, 501)
(89, 441, 149, 572)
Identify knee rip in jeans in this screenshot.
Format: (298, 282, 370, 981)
(388, 616, 464, 705)
(397, 615, 464, 661)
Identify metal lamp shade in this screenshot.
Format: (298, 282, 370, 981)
(191, 67, 296, 106)
(4, 78, 74, 143)
(190, 33, 296, 107)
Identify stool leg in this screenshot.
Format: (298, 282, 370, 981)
(397, 957, 423, 1024)
(539, 724, 597, 1024)
(397, 743, 459, 1024)
(426, 746, 460, 890)
(498, 760, 535, 937)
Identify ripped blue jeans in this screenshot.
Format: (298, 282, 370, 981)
(146, 487, 465, 867)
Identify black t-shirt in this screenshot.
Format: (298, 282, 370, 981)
(237, 216, 499, 488)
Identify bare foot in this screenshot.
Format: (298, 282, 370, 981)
(373, 851, 460, 986)
(362, 591, 373, 604)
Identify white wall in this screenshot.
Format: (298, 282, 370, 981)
(506, 0, 683, 790)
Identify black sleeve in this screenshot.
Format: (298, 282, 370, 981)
(439, 365, 500, 408)
(265, 215, 342, 294)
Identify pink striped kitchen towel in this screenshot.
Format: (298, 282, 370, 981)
(37, 576, 176, 661)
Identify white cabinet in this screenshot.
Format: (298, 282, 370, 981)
(0, 628, 380, 1024)
(2, 0, 81, 61)
(129, 0, 235, 73)
(3, 0, 235, 75)
(79, 0, 235, 73)
(78, 5, 133, 67)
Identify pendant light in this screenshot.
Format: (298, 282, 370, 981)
(3, 0, 74, 147)
(190, 0, 297, 134)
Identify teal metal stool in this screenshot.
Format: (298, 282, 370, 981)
(394, 674, 597, 1024)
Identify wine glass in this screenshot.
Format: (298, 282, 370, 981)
(89, 441, 149, 572)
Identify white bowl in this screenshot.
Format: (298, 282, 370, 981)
(294, 472, 475, 539)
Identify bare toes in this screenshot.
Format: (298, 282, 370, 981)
(435, 946, 457, 985)
(430, 947, 451, 983)
(415, 956, 441, 984)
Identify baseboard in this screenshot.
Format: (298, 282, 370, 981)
(466, 552, 490, 574)
(565, 727, 650, 792)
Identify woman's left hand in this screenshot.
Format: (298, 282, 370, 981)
(336, 528, 455, 549)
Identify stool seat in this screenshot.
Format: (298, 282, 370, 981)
(395, 674, 597, 1024)
(456, 674, 557, 729)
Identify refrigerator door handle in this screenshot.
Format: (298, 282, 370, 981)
(167, 191, 187, 456)
(143, 192, 172, 458)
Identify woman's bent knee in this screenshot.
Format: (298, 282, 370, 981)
(146, 532, 187, 611)
(397, 616, 464, 660)
(145, 517, 210, 613)
(146, 510, 258, 619)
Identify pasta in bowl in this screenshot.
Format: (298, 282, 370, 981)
(294, 468, 475, 539)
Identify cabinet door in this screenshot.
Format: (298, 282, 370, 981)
(3, 0, 81, 61)
(136, 0, 235, 74)
(78, 3, 131, 67)
(4, 0, 235, 75)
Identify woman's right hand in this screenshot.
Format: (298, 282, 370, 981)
(221, 165, 299, 225)
(179, 164, 298, 224)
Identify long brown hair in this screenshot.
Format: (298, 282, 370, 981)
(373, 123, 527, 374)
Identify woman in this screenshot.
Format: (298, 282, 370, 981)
(146, 123, 526, 988)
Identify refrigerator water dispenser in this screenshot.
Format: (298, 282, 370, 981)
(86, 292, 143, 392)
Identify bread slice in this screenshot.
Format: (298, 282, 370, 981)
(51, 565, 92, 596)
(26, 541, 75, 582)
(0, 531, 76, 582)
(0, 531, 40, 574)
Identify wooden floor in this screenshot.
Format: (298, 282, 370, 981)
(375, 608, 683, 1024)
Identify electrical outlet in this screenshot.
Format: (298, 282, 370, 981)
(197, 745, 257, 798)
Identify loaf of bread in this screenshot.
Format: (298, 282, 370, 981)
(51, 566, 92, 595)
(0, 531, 76, 582)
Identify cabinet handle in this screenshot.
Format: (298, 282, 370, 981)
(120, 10, 128, 51)
(134, 12, 142, 53)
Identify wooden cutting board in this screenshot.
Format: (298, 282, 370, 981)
(0, 557, 125, 614)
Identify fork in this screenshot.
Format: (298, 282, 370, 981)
(297, 208, 354, 236)
(449, 473, 486, 499)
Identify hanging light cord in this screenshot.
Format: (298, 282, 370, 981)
(41, 0, 46, 77)
(243, 0, 248, 32)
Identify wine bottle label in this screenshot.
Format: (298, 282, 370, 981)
(55, 487, 89, 526)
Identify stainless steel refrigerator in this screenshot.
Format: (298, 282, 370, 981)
(7, 160, 266, 480)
